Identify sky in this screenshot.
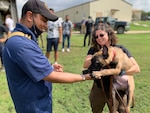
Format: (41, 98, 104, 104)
(16, 0, 150, 18)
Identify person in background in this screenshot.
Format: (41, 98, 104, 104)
(45, 8, 62, 64)
(80, 17, 86, 34)
(83, 16, 94, 47)
(2, 0, 92, 113)
(0, 22, 10, 71)
(62, 15, 73, 52)
(83, 23, 140, 113)
(5, 14, 14, 32)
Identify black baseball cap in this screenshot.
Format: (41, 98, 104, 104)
(22, 0, 58, 21)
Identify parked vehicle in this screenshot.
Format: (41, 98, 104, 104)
(74, 22, 81, 31)
(141, 16, 150, 21)
(95, 16, 130, 34)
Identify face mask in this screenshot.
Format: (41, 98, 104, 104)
(29, 24, 43, 38)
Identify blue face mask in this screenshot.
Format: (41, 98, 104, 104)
(29, 24, 43, 38)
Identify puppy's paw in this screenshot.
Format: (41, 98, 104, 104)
(92, 71, 102, 79)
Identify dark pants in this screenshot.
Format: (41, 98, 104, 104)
(62, 34, 70, 48)
(46, 38, 59, 52)
(89, 82, 127, 113)
(83, 32, 91, 46)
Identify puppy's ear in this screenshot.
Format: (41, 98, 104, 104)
(102, 45, 109, 59)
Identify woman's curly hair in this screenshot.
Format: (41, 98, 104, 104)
(91, 23, 118, 51)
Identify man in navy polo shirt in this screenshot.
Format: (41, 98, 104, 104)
(2, 0, 92, 113)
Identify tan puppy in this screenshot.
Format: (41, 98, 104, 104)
(92, 45, 135, 112)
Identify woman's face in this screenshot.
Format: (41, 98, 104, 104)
(95, 29, 109, 46)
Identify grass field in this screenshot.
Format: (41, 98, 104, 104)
(0, 22, 150, 113)
(130, 20, 150, 30)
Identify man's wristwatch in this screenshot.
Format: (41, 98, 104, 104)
(119, 70, 126, 76)
(81, 74, 86, 81)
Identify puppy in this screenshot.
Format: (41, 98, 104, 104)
(91, 45, 135, 112)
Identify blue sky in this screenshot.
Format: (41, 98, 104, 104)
(16, 0, 150, 18)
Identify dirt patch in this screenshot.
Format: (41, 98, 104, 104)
(125, 30, 150, 34)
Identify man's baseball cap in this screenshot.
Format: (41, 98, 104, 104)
(22, 0, 58, 21)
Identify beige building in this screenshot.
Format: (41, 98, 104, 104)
(132, 9, 142, 21)
(55, 0, 132, 24)
(0, 0, 18, 23)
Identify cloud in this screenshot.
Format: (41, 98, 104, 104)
(125, 0, 150, 12)
(16, 0, 28, 18)
(16, 0, 91, 18)
(46, 0, 91, 11)
(16, 0, 150, 18)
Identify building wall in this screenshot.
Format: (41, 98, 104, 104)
(56, 0, 132, 23)
(110, 0, 132, 22)
(0, 0, 18, 23)
(90, 0, 132, 22)
(10, 0, 18, 23)
(132, 10, 142, 21)
(56, 3, 90, 23)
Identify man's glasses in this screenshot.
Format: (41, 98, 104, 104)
(95, 34, 105, 39)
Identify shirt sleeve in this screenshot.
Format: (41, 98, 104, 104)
(16, 43, 53, 82)
(58, 18, 62, 27)
(115, 45, 132, 58)
(87, 47, 96, 55)
(69, 21, 73, 28)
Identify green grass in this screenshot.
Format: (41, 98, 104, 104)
(130, 20, 150, 30)
(0, 23, 150, 113)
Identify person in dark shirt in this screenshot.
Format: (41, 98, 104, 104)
(83, 23, 140, 113)
(83, 16, 94, 47)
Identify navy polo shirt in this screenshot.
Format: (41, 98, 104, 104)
(3, 23, 53, 113)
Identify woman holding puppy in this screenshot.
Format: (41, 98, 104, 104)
(83, 23, 140, 113)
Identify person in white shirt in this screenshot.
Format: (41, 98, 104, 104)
(5, 14, 14, 32)
(45, 8, 62, 64)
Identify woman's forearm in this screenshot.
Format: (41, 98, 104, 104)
(83, 55, 93, 68)
(126, 57, 140, 75)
